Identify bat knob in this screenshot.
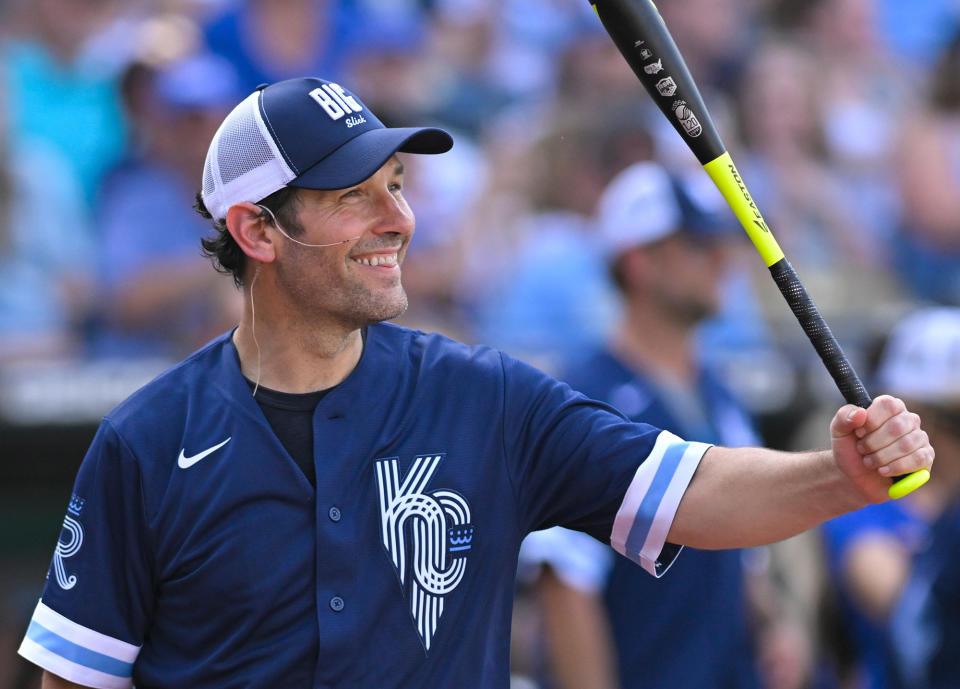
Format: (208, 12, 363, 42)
(888, 469, 931, 500)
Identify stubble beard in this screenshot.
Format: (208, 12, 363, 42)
(277, 255, 410, 330)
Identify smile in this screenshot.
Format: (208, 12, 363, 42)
(352, 254, 399, 267)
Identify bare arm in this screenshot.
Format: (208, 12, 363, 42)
(538, 568, 619, 689)
(841, 534, 911, 622)
(42, 671, 90, 689)
(669, 396, 934, 549)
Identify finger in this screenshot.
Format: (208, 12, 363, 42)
(861, 395, 906, 434)
(856, 412, 921, 456)
(876, 445, 936, 478)
(831, 405, 867, 438)
(860, 428, 928, 469)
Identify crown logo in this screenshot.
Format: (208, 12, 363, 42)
(447, 525, 475, 557)
(67, 494, 85, 516)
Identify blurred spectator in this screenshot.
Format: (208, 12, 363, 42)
(731, 36, 911, 398)
(520, 162, 799, 689)
(202, 0, 423, 93)
(0, 77, 96, 363)
(417, 3, 515, 137)
(892, 31, 960, 305)
(734, 41, 865, 271)
(486, 0, 598, 101)
(461, 113, 629, 371)
(657, 0, 756, 96)
(875, 0, 960, 67)
(89, 52, 243, 358)
(0, 0, 127, 205)
(390, 134, 490, 340)
(821, 307, 960, 689)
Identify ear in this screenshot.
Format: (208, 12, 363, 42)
(226, 202, 277, 264)
(618, 248, 656, 291)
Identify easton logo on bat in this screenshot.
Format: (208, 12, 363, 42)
(728, 164, 770, 233)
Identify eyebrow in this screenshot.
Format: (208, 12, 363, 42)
(393, 162, 405, 176)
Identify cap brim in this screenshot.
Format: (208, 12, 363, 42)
(289, 126, 453, 191)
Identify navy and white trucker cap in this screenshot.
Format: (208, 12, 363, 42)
(201, 77, 453, 220)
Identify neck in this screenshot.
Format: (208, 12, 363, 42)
(614, 300, 697, 382)
(233, 275, 364, 393)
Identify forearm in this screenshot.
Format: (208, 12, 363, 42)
(668, 446, 868, 549)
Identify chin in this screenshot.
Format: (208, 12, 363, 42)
(358, 292, 409, 327)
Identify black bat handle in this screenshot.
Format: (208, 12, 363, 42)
(768, 258, 872, 408)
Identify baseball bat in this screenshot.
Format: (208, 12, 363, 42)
(591, 0, 929, 499)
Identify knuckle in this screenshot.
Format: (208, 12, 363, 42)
(882, 395, 905, 414)
(898, 435, 914, 454)
(890, 415, 910, 436)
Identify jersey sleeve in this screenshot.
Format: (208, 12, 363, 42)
(500, 353, 710, 577)
(18, 419, 153, 689)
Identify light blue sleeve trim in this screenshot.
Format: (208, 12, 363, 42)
(26, 621, 134, 678)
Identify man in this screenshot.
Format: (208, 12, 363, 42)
(93, 52, 243, 358)
(520, 160, 774, 689)
(862, 307, 960, 689)
(18, 77, 933, 689)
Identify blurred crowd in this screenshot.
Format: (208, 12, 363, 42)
(1, 0, 959, 688)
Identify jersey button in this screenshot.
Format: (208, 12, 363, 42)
(329, 596, 344, 612)
(328, 506, 342, 522)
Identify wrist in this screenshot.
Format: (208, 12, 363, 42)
(821, 449, 872, 514)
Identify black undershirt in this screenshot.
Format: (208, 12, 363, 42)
(243, 330, 365, 488)
(246, 382, 329, 488)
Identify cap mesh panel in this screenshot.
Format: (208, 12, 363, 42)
(216, 101, 278, 185)
(200, 93, 295, 220)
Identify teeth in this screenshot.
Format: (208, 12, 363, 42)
(354, 254, 397, 267)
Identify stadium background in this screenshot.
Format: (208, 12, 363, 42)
(1, 0, 958, 686)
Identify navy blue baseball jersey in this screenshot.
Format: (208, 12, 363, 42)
(19, 323, 708, 688)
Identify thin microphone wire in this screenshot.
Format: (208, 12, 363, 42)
(257, 204, 361, 247)
(249, 264, 262, 397)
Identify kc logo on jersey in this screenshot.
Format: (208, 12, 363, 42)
(375, 454, 475, 651)
(51, 494, 85, 590)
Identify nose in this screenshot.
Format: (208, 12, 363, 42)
(371, 186, 414, 238)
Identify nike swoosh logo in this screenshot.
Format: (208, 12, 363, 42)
(177, 437, 231, 469)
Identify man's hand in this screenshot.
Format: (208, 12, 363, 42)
(831, 395, 935, 504)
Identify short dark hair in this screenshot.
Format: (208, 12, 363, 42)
(195, 187, 304, 287)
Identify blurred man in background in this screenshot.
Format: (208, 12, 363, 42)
(91, 52, 243, 358)
(521, 161, 809, 689)
(821, 306, 960, 689)
(854, 307, 960, 689)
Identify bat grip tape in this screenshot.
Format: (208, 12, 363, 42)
(767, 259, 931, 497)
(768, 258, 871, 407)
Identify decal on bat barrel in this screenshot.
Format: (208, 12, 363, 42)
(672, 100, 702, 137)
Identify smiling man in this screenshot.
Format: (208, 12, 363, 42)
(19, 77, 934, 689)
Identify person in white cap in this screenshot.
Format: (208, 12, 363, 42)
(823, 306, 960, 689)
(520, 161, 806, 689)
(19, 78, 933, 689)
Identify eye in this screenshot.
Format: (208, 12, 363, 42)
(339, 188, 362, 201)
(389, 182, 403, 193)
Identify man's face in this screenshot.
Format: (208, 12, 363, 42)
(630, 232, 730, 326)
(272, 156, 415, 329)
